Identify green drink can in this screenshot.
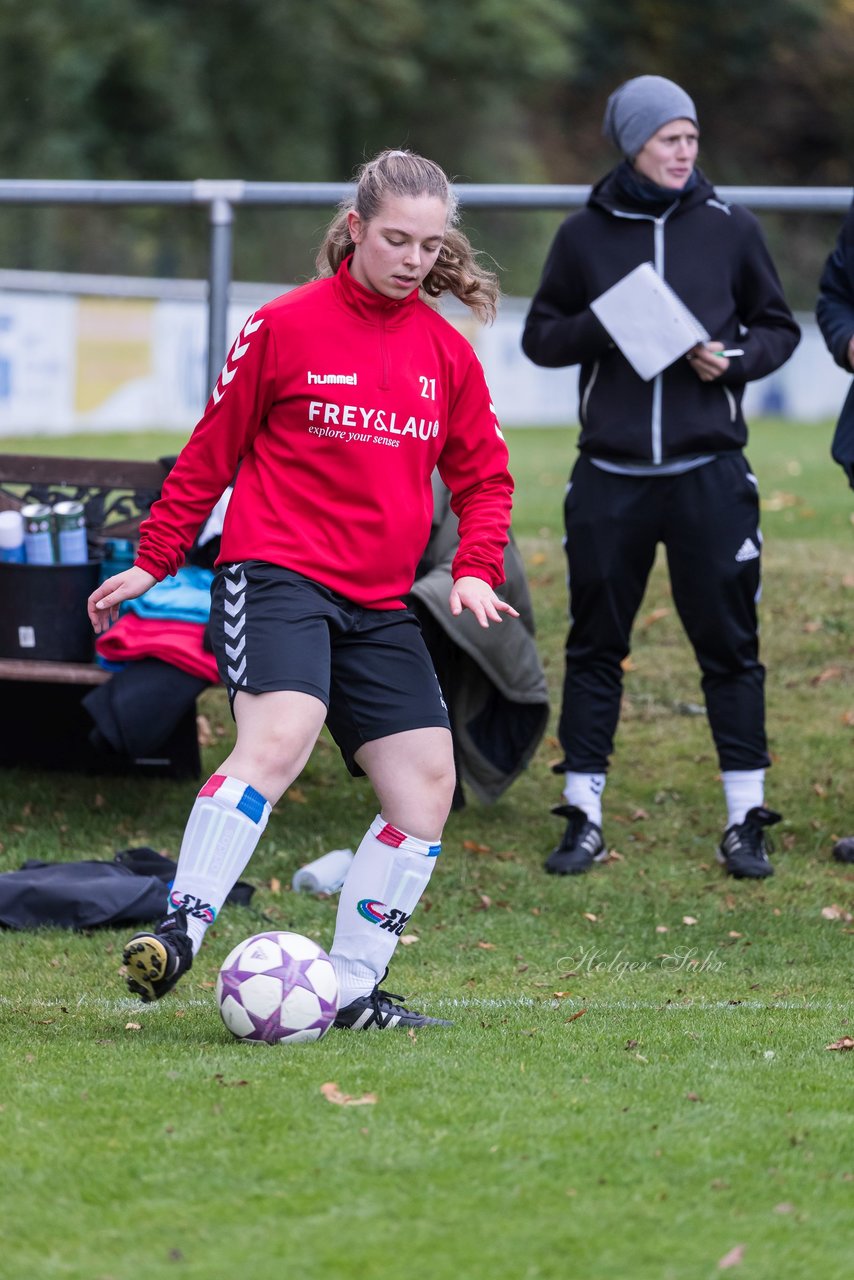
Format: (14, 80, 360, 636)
(21, 503, 56, 565)
(52, 501, 88, 564)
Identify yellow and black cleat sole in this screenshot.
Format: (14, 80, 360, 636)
(123, 935, 170, 1003)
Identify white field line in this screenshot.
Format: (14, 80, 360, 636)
(437, 997, 843, 1012)
(0, 995, 845, 1014)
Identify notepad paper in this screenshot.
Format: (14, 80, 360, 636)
(590, 262, 710, 381)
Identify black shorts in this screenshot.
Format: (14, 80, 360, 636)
(209, 562, 450, 775)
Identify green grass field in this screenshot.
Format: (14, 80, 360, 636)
(1, 423, 852, 1280)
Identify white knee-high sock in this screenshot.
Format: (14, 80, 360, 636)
(330, 815, 441, 1007)
(722, 769, 765, 827)
(168, 773, 271, 954)
(564, 772, 606, 827)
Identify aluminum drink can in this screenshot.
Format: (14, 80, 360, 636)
(53, 500, 88, 564)
(20, 503, 56, 564)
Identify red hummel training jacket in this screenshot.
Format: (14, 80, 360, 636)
(136, 260, 514, 610)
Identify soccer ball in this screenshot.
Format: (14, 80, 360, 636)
(216, 931, 339, 1044)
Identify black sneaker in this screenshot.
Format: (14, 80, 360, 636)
(717, 806, 781, 879)
(334, 979, 452, 1030)
(122, 908, 194, 1003)
(545, 803, 607, 875)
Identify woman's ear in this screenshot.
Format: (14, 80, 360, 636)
(346, 209, 363, 244)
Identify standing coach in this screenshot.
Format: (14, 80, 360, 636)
(522, 74, 800, 879)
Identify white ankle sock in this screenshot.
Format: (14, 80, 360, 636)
(330, 815, 441, 1007)
(722, 769, 765, 828)
(168, 773, 271, 954)
(564, 772, 606, 827)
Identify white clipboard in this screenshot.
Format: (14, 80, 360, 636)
(590, 262, 709, 381)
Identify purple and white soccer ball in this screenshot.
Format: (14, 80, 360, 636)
(216, 931, 339, 1044)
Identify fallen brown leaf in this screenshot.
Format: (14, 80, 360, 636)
(682, 916, 699, 926)
(718, 1243, 746, 1270)
(821, 904, 853, 922)
(398, 934, 419, 946)
(582, 912, 598, 922)
(462, 839, 492, 853)
(762, 490, 797, 510)
(565, 1008, 587, 1023)
(811, 666, 844, 686)
(477, 940, 496, 950)
(320, 1081, 378, 1107)
(124, 1022, 142, 1031)
(196, 714, 215, 747)
(826, 1037, 854, 1052)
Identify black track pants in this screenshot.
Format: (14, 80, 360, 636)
(558, 452, 770, 774)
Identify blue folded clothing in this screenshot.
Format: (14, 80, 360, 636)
(126, 565, 214, 623)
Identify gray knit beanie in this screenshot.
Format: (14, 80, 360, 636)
(602, 75, 697, 159)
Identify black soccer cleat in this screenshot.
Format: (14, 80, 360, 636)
(545, 803, 607, 876)
(122, 907, 194, 1002)
(717, 806, 781, 879)
(333, 979, 452, 1030)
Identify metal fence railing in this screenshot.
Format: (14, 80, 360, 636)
(0, 180, 851, 393)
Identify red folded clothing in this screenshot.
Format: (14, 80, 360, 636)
(96, 614, 220, 683)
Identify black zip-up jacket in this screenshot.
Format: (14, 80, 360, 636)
(522, 165, 801, 465)
(815, 198, 854, 489)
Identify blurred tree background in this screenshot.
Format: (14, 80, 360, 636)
(0, 0, 851, 306)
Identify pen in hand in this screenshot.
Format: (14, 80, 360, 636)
(714, 348, 744, 358)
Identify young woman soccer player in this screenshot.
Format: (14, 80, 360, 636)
(87, 148, 517, 1029)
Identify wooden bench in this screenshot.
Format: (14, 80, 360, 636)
(0, 452, 201, 776)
